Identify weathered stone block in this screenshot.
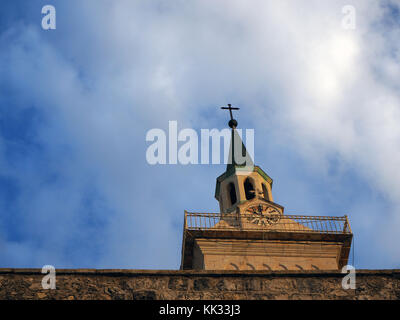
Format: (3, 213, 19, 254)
(0, 269, 398, 300)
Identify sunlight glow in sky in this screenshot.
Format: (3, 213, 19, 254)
(0, 0, 399, 269)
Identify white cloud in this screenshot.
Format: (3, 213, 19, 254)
(0, 0, 399, 268)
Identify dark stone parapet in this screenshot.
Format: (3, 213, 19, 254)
(0, 268, 399, 300)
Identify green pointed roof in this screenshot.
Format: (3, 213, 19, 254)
(214, 128, 273, 200)
(226, 128, 254, 171)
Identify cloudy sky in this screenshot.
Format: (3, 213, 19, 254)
(0, 0, 399, 269)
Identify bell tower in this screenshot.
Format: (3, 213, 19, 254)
(180, 105, 353, 271)
(215, 128, 275, 212)
(215, 105, 284, 221)
(215, 130, 278, 214)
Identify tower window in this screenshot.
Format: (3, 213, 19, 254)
(244, 178, 255, 200)
(263, 264, 272, 271)
(228, 183, 237, 206)
(246, 263, 255, 270)
(262, 183, 269, 201)
(229, 263, 239, 270)
(279, 263, 288, 270)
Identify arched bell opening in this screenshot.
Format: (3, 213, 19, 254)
(227, 182, 237, 207)
(244, 178, 256, 200)
(262, 183, 269, 201)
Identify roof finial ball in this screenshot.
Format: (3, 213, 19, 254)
(228, 119, 238, 129)
(221, 104, 240, 129)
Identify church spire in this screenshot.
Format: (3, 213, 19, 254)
(216, 105, 272, 213)
(181, 104, 353, 272)
(221, 104, 254, 171)
(226, 128, 254, 171)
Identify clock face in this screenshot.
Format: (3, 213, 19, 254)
(245, 203, 281, 226)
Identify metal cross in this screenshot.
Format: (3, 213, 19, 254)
(221, 104, 239, 121)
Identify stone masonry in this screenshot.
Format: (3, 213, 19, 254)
(0, 269, 399, 300)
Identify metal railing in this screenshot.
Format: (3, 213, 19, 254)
(184, 211, 352, 235)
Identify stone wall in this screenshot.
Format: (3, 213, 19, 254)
(0, 269, 399, 300)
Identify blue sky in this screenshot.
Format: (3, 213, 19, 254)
(0, 0, 399, 269)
